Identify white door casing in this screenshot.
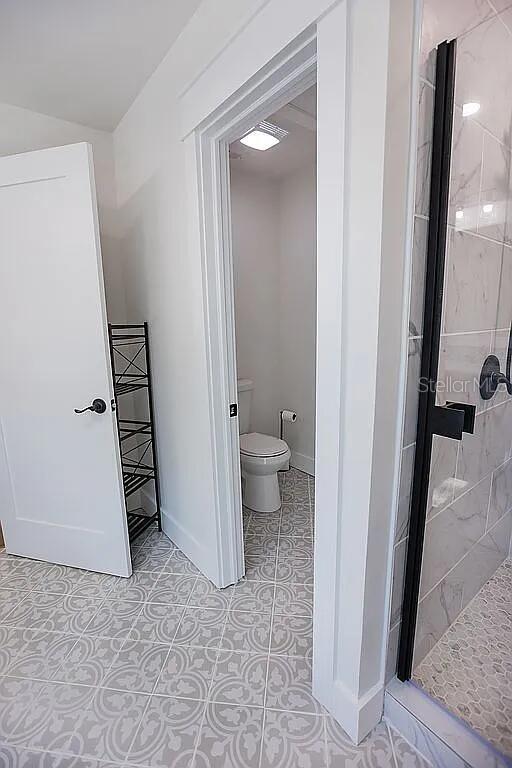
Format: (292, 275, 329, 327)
(0, 142, 131, 577)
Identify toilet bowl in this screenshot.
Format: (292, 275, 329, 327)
(240, 432, 291, 513)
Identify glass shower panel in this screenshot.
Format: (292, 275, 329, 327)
(405, 21, 512, 759)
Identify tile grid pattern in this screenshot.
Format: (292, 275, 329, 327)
(414, 559, 512, 758)
(0, 469, 430, 767)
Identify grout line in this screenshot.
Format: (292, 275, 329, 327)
(446, 220, 510, 250)
(386, 720, 400, 768)
(418, 508, 512, 604)
(0, 483, 321, 764)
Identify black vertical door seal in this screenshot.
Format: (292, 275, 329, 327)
(396, 39, 457, 681)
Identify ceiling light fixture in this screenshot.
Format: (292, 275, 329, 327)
(239, 120, 288, 151)
(240, 130, 280, 151)
(462, 102, 480, 117)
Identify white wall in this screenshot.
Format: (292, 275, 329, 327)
(231, 161, 317, 473)
(230, 168, 281, 438)
(278, 162, 316, 472)
(0, 102, 126, 322)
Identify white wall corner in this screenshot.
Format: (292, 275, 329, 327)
(313, 0, 415, 744)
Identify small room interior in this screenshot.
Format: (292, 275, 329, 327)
(228, 83, 317, 631)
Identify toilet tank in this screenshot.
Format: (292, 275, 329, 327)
(237, 379, 253, 434)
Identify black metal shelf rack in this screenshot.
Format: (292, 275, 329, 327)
(108, 323, 161, 544)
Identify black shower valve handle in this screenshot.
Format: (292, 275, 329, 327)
(491, 369, 512, 393)
(479, 354, 512, 400)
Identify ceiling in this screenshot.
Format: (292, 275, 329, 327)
(0, 0, 201, 131)
(229, 86, 316, 179)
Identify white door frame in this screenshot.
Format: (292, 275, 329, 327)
(195, 32, 317, 589)
(180, 0, 408, 743)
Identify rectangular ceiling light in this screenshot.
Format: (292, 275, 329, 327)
(239, 120, 288, 151)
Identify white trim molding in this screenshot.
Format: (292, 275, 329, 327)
(180, 0, 414, 745)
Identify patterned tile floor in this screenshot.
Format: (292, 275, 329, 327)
(414, 558, 512, 759)
(0, 469, 430, 767)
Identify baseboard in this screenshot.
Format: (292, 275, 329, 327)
(385, 679, 511, 768)
(313, 675, 384, 744)
(290, 451, 315, 476)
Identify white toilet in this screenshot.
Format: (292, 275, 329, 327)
(238, 379, 291, 513)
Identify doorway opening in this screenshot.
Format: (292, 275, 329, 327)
(229, 83, 317, 633)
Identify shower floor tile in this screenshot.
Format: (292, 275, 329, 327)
(414, 558, 512, 758)
(0, 468, 429, 767)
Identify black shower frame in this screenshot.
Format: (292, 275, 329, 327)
(397, 39, 457, 681)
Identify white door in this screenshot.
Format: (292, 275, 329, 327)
(0, 143, 131, 577)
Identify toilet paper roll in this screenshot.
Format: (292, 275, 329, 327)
(281, 410, 297, 423)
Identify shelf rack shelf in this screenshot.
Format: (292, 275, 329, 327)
(108, 323, 161, 544)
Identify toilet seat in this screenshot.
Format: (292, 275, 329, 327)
(240, 432, 288, 458)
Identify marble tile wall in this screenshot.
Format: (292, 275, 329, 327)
(387, 0, 512, 680)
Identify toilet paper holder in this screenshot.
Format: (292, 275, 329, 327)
(279, 409, 297, 440)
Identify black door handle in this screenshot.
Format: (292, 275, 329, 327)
(74, 398, 107, 414)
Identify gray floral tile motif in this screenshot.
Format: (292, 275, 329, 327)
(271, 616, 313, 658)
(128, 695, 204, 767)
(141, 528, 176, 550)
(43, 596, 104, 634)
(10, 559, 53, 584)
(414, 559, 512, 757)
(173, 607, 227, 649)
(102, 640, 169, 693)
(0, 555, 22, 578)
(275, 553, 314, 585)
(274, 584, 313, 617)
(2, 592, 63, 629)
(71, 688, 149, 762)
(155, 645, 216, 700)
(279, 514, 313, 539)
(244, 557, 277, 583)
(0, 626, 28, 675)
(4, 573, 42, 593)
(164, 550, 200, 576)
(0, 588, 26, 622)
(195, 703, 264, 768)
(247, 513, 282, 537)
(280, 489, 312, 509)
(278, 535, 313, 557)
(221, 611, 271, 654)
(326, 717, 394, 767)
(52, 636, 122, 686)
(261, 709, 325, 767)
(244, 535, 279, 559)
(148, 572, 197, 605)
(7, 630, 78, 681)
(84, 598, 143, 639)
(39, 564, 85, 595)
(15, 682, 95, 751)
(132, 547, 171, 573)
(188, 576, 234, 610)
(230, 580, 275, 614)
(70, 571, 120, 599)
(129, 603, 184, 644)
(266, 656, 322, 715)
(0, 677, 46, 742)
(98, 571, 157, 602)
(0, 745, 53, 768)
(210, 651, 268, 706)
(387, 724, 432, 768)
